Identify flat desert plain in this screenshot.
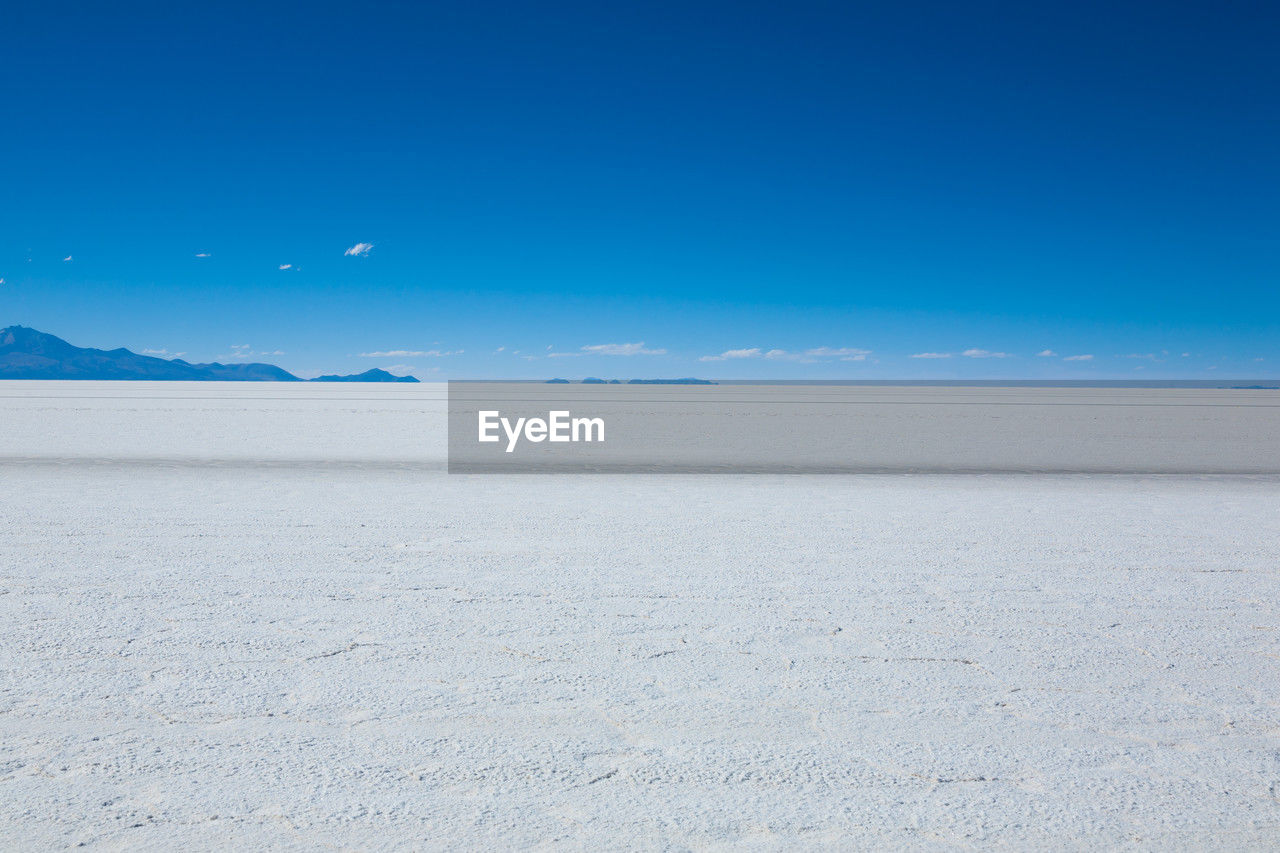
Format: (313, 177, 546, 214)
(2, 382, 1279, 849)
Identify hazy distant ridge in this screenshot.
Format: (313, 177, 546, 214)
(0, 326, 418, 382)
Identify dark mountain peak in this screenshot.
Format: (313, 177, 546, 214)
(2, 325, 74, 352)
(0, 325, 422, 382)
(310, 368, 419, 383)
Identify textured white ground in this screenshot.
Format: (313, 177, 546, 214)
(2, 383, 1279, 850)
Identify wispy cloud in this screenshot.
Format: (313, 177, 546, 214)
(580, 342, 666, 356)
(359, 349, 461, 357)
(700, 346, 869, 363)
(962, 348, 1010, 358)
(549, 342, 667, 357)
(220, 344, 285, 361)
(344, 242, 374, 257)
(195, 252, 211, 258)
(909, 352, 952, 359)
(278, 264, 293, 270)
(804, 347, 871, 361)
(1036, 349, 1056, 357)
(141, 348, 186, 358)
(1063, 354, 1093, 361)
(63, 255, 72, 262)
(700, 347, 762, 362)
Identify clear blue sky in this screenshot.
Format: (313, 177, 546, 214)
(2, 0, 1276, 378)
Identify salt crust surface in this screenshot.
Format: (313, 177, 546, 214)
(2, 383, 1278, 849)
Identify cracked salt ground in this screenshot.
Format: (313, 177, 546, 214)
(1, 383, 1279, 848)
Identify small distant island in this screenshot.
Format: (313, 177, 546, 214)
(0, 326, 419, 382)
(547, 377, 716, 385)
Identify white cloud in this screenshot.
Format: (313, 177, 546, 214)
(344, 243, 374, 257)
(195, 252, 211, 258)
(0, 279, 5, 285)
(359, 349, 460, 357)
(495, 346, 505, 352)
(1036, 349, 1056, 357)
(805, 347, 871, 361)
(910, 352, 952, 359)
(579, 342, 666, 356)
(141, 348, 186, 357)
(219, 344, 285, 361)
(962, 348, 1009, 358)
(63, 256, 72, 262)
(278, 264, 293, 270)
(1064, 354, 1093, 361)
(700, 347, 759, 362)
(700, 345, 870, 363)
(385, 364, 417, 375)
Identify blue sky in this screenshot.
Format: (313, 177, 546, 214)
(2, 0, 1276, 379)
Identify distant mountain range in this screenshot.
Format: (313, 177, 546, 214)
(0, 326, 418, 382)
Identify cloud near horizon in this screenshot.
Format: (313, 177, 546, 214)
(962, 348, 1010, 358)
(700, 346, 870, 362)
(550, 342, 667, 357)
(909, 352, 952, 359)
(699, 347, 761, 361)
(1064, 354, 1093, 361)
(580, 342, 666, 356)
(804, 347, 871, 361)
(359, 349, 461, 357)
